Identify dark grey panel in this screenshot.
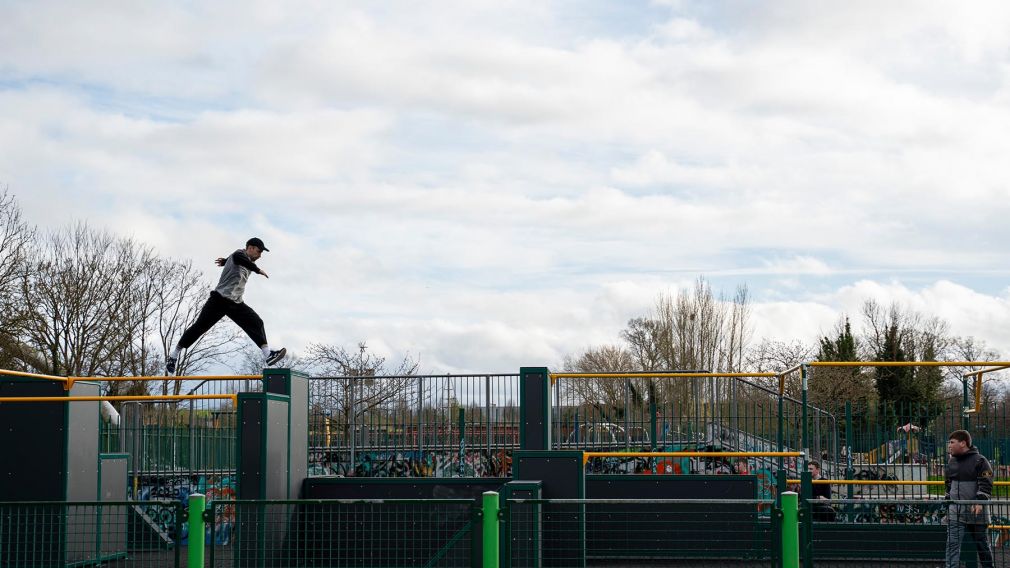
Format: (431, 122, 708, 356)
(303, 477, 510, 500)
(519, 368, 550, 451)
(584, 475, 759, 558)
(238, 398, 264, 499)
(0, 379, 67, 501)
(586, 475, 757, 500)
(514, 451, 584, 499)
(514, 452, 584, 567)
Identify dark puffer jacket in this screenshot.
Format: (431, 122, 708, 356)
(945, 446, 993, 525)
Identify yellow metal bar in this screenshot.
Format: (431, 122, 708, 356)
(976, 375, 983, 413)
(550, 372, 779, 379)
(0, 369, 69, 382)
(786, 479, 1010, 486)
(583, 451, 803, 465)
(963, 364, 1010, 377)
(68, 375, 259, 382)
(0, 394, 238, 404)
(808, 361, 1010, 368)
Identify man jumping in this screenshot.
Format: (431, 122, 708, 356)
(166, 237, 286, 374)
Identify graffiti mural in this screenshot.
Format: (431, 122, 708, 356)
(311, 449, 513, 478)
(136, 474, 236, 545)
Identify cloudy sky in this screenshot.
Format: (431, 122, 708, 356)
(2, 1, 1010, 373)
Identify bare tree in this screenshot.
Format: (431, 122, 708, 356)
(303, 342, 419, 440)
(18, 224, 151, 376)
(947, 336, 1004, 404)
(746, 338, 816, 398)
(0, 189, 38, 370)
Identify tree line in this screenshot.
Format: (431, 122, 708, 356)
(563, 276, 1006, 413)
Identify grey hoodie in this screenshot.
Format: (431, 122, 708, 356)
(945, 446, 993, 525)
(214, 249, 262, 303)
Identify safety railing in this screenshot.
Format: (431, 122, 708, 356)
(0, 500, 185, 568)
(307, 374, 520, 477)
(551, 372, 831, 480)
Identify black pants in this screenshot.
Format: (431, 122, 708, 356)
(178, 291, 267, 349)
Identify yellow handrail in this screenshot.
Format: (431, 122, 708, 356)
(0, 369, 69, 382)
(808, 361, 1010, 367)
(786, 479, 1010, 486)
(0, 394, 238, 404)
(583, 451, 803, 465)
(2, 368, 261, 390)
(551, 372, 779, 379)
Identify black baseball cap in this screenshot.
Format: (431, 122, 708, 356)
(246, 237, 269, 252)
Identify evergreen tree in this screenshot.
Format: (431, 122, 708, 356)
(875, 323, 913, 402)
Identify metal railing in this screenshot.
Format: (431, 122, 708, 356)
(307, 374, 520, 477)
(0, 500, 185, 567)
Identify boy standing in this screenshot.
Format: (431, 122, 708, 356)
(945, 429, 994, 568)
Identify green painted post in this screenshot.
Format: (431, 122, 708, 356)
(845, 402, 854, 504)
(781, 492, 799, 568)
(189, 493, 206, 568)
(800, 471, 814, 568)
(962, 378, 971, 430)
(650, 401, 657, 452)
(483, 491, 500, 568)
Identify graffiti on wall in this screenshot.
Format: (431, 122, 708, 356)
(310, 449, 513, 478)
(136, 474, 235, 545)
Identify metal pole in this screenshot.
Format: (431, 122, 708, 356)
(482, 491, 500, 568)
(349, 376, 357, 469)
(845, 402, 854, 502)
(189, 398, 196, 479)
(188, 493, 206, 568)
(486, 376, 492, 457)
(801, 365, 809, 469)
(962, 378, 971, 430)
(417, 377, 425, 456)
(781, 491, 799, 568)
(624, 379, 631, 450)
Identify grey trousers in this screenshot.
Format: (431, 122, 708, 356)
(946, 519, 994, 568)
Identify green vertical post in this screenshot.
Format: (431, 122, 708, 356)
(781, 492, 799, 568)
(483, 491, 500, 568)
(800, 471, 814, 568)
(962, 378, 971, 430)
(800, 365, 809, 469)
(650, 401, 657, 452)
(777, 392, 784, 472)
(189, 493, 206, 568)
(845, 402, 854, 503)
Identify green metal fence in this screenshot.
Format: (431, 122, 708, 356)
(307, 374, 521, 478)
(0, 500, 185, 567)
(552, 375, 829, 481)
